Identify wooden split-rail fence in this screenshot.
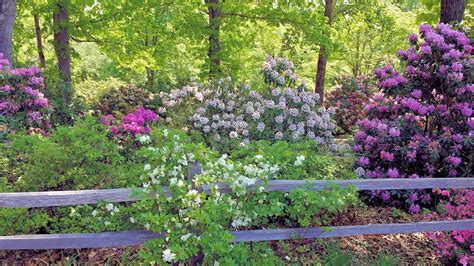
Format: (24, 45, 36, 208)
(0, 163, 473, 250)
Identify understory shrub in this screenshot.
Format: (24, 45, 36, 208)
(96, 84, 154, 116)
(157, 56, 336, 152)
(128, 128, 357, 264)
(74, 77, 127, 109)
(4, 116, 142, 191)
(353, 23, 473, 212)
(0, 53, 51, 136)
(427, 189, 474, 266)
(326, 75, 375, 135)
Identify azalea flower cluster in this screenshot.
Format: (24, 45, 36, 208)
(101, 107, 158, 137)
(325, 75, 375, 134)
(353, 24, 473, 212)
(427, 189, 473, 266)
(0, 52, 51, 134)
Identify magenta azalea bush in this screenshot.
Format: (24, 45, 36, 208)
(353, 23, 473, 212)
(326, 75, 375, 135)
(428, 189, 474, 265)
(0, 53, 51, 135)
(101, 107, 158, 142)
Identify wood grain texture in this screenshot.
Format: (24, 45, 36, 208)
(1, 178, 472, 208)
(1, 220, 473, 250)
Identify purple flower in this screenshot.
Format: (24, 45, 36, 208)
(380, 151, 395, 161)
(358, 157, 369, 166)
(409, 204, 421, 214)
(408, 33, 418, 42)
(388, 128, 400, 137)
(387, 168, 399, 178)
(446, 156, 461, 166)
(380, 191, 391, 201)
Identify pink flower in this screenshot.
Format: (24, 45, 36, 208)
(388, 128, 400, 137)
(387, 168, 399, 178)
(380, 151, 395, 161)
(446, 156, 461, 166)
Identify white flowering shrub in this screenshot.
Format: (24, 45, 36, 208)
(129, 127, 358, 264)
(156, 57, 336, 152)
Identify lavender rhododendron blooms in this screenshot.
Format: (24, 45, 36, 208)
(354, 24, 473, 213)
(0, 53, 51, 134)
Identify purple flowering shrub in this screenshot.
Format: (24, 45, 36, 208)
(0, 53, 51, 135)
(101, 107, 159, 147)
(353, 24, 473, 212)
(325, 76, 375, 135)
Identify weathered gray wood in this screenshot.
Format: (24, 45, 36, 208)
(1, 220, 473, 250)
(1, 178, 472, 208)
(0, 231, 162, 250)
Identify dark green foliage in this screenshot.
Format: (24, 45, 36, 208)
(95, 85, 153, 116)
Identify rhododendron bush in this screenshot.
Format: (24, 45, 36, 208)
(353, 23, 473, 212)
(0, 53, 51, 135)
(157, 56, 336, 152)
(326, 76, 375, 135)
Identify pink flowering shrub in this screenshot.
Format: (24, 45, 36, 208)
(326, 76, 375, 135)
(427, 189, 473, 265)
(0, 53, 51, 135)
(353, 24, 473, 212)
(101, 107, 158, 143)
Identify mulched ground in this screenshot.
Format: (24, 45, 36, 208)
(0, 206, 443, 265)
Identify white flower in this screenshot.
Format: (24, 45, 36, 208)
(255, 155, 263, 160)
(138, 135, 151, 144)
(285, 256, 291, 261)
(163, 129, 169, 137)
(129, 217, 136, 223)
(229, 131, 238, 138)
(106, 203, 114, 212)
(162, 248, 176, 262)
(180, 233, 192, 241)
(294, 155, 305, 166)
(104, 221, 111, 226)
(145, 223, 150, 230)
(92, 210, 98, 216)
(144, 164, 151, 171)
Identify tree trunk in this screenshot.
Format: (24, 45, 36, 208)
(440, 0, 465, 23)
(206, 0, 221, 79)
(34, 14, 46, 68)
(0, 0, 16, 65)
(314, 0, 333, 104)
(53, 0, 72, 106)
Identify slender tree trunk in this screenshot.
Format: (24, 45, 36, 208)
(315, 0, 333, 104)
(0, 0, 16, 65)
(206, 0, 221, 79)
(34, 14, 46, 68)
(440, 0, 465, 23)
(53, 0, 72, 106)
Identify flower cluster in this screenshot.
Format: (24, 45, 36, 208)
(0, 53, 51, 134)
(427, 189, 473, 266)
(353, 24, 473, 212)
(101, 107, 158, 138)
(325, 75, 375, 134)
(262, 55, 303, 87)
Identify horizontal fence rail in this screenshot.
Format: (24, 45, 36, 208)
(1, 177, 473, 208)
(1, 219, 473, 250)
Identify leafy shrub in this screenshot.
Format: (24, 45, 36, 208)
(231, 140, 356, 181)
(4, 116, 141, 191)
(353, 24, 473, 212)
(0, 53, 51, 135)
(427, 189, 473, 266)
(326, 75, 375, 135)
(74, 77, 127, 108)
(96, 84, 153, 116)
(129, 128, 357, 264)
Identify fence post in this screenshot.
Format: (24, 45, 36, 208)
(187, 161, 204, 266)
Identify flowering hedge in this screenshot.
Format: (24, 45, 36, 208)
(326, 75, 375, 135)
(353, 23, 473, 212)
(0, 53, 51, 135)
